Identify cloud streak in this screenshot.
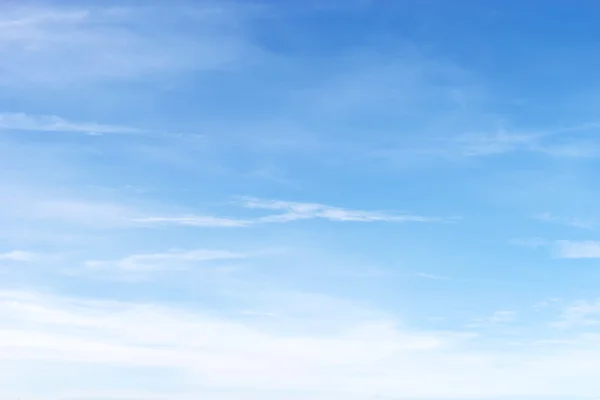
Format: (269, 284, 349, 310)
(385, 122, 600, 162)
(0, 250, 38, 262)
(0, 2, 261, 85)
(139, 198, 445, 229)
(468, 310, 517, 328)
(554, 240, 600, 259)
(240, 197, 444, 223)
(415, 272, 450, 280)
(133, 215, 251, 228)
(3, 189, 445, 232)
(536, 212, 598, 230)
(85, 249, 247, 272)
(514, 239, 600, 259)
(0, 113, 141, 135)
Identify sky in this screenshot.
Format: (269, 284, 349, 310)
(3, 0, 600, 399)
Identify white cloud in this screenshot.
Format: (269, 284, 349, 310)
(6, 290, 600, 399)
(414, 272, 449, 280)
(510, 237, 549, 249)
(0, 113, 141, 135)
(3, 189, 440, 232)
(133, 215, 251, 228)
(387, 121, 600, 161)
(468, 310, 516, 328)
(488, 310, 516, 323)
(32, 199, 138, 228)
(0, 2, 261, 85)
(85, 249, 247, 272)
(554, 299, 600, 329)
(455, 130, 541, 157)
(0, 290, 460, 398)
(554, 240, 600, 259)
(0, 186, 241, 230)
(241, 197, 442, 223)
(536, 212, 597, 229)
(514, 239, 600, 259)
(0, 250, 38, 262)
(455, 129, 600, 158)
(131, 198, 445, 229)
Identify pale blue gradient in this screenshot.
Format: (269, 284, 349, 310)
(2, 1, 600, 399)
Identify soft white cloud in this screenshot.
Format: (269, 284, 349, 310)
(0, 186, 240, 229)
(0, 290, 460, 398)
(0, 2, 261, 85)
(5, 290, 600, 399)
(554, 240, 600, 259)
(468, 310, 516, 328)
(554, 299, 600, 329)
(28, 199, 139, 229)
(414, 272, 449, 280)
(510, 237, 549, 249)
(514, 239, 600, 259)
(455, 130, 541, 157)
(133, 215, 251, 228)
(536, 212, 597, 229)
(241, 197, 441, 223)
(0, 250, 39, 262)
(0, 113, 140, 135)
(387, 121, 600, 161)
(132, 197, 444, 229)
(2, 189, 440, 232)
(85, 249, 247, 272)
(488, 310, 516, 323)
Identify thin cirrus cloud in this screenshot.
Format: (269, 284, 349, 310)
(393, 122, 600, 161)
(536, 212, 598, 230)
(6, 193, 441, 230)
(0, 250, 38, 262)
(0, 2, 260, 85)
(467, 310, 517, 328)
(239, 197, 444, 223)
(85, 249, 248, 272)
(135, 198, 446, 229)
(0, 113, 141, 135)
(414, 272, 450, 280)
(133, 215, 252, 228)
(553, 240, 600, 259)
(9, 1, 600, 399)
(513, 239, 600, 259)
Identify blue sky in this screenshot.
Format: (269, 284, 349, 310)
(2, 0, 600, 399)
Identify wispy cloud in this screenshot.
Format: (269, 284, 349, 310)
(414, 272, 450, 280)
(0, 2, 261, 85)
(240, 197, 443, 223)
(454, 130, 541, 157)
(468, 310, 516, 328)
(85, 249, 247, 272)
(132, 198, 447, 229)
(510, 237, 549, 249)
(0, 250, 38, 262)
(133, 215, 251, 228)
(513, 239, 600, 259)
(32, 199, 138, 228)
(536, 212, 598, 230)
(389, 122, 600, 161)
(553, 240, 600, 259)
(0, 289, 462, 397)
(6, 290, 600, 398)
(4, 190, 444, 231)
(553, 299, 600, 329)
(0, 113, 141, 135)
